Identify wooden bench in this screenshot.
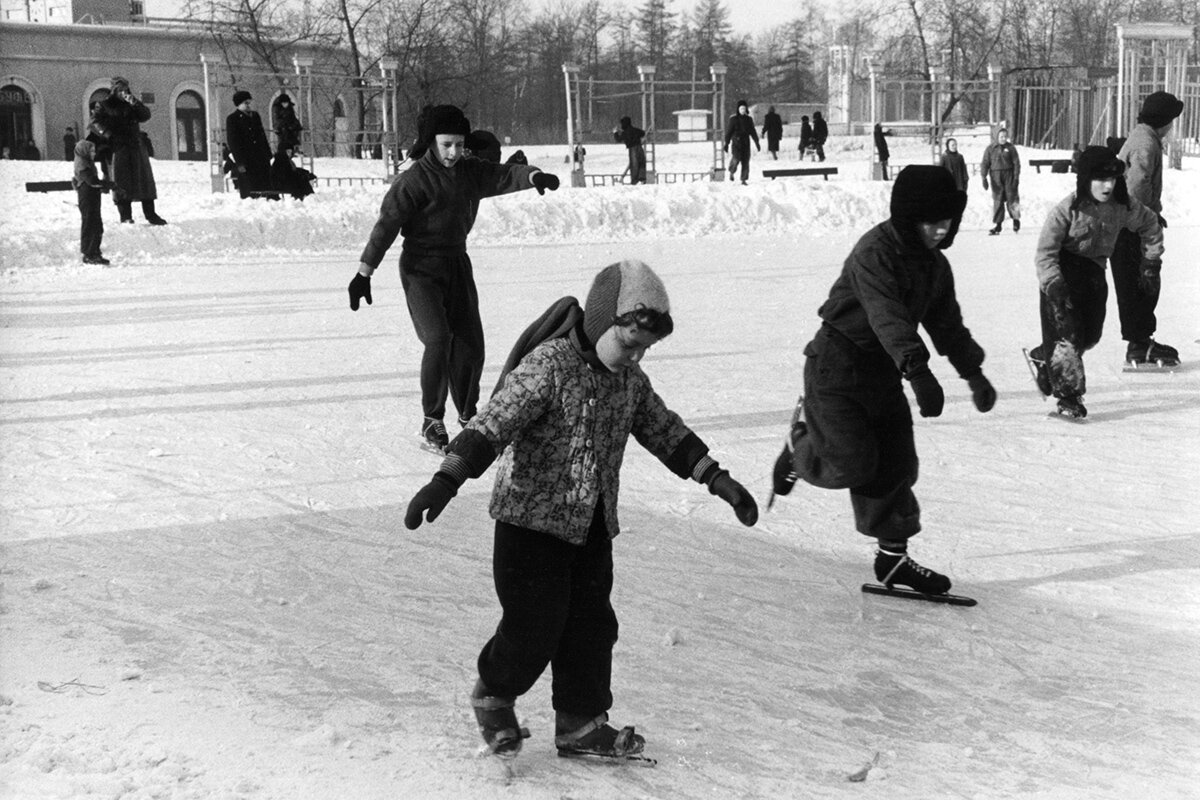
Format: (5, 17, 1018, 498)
(26, 180, 74, 192)
(763, 166, 838, 181)
(1028, 158, 1071, 174)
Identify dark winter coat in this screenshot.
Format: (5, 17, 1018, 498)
(270, 147, 316, 200)
(762, 111, 783, 151)
(812, 114, 828, 145)
(226, 109, 273, 193)
(817, 220, 984, 379)
(873, 125, 889, 161)
(271, 94, 304, 152)
(92, 93, 157, 201)
(724, 113, 759, 158)
(799, 120, 814, 151)
(358, 149, 541, 267)
(939, 151, 969, 191)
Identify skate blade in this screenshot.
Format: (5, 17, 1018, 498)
(418, 439, 448, 455)
(861, 583, 977, 607)
(1123, 361, 1178, 372)
(1048, 410, 1087, 423)
(556, 749, 657, 766)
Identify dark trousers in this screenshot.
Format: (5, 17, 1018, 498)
(477, 507, 618, 717)
(988, 170, 1021, 226)
(793, 325, 920, 541)
(76, 186, 103, 257)
(627, 146, 646, 184)
(1109, 228, 1158, 342)
(399, 250, 485, 421)
(115, 198, 162, 222)
(728, 142, 751, 182)
(1033, 251, 1108, 399)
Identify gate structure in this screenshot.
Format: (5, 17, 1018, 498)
(562, 62, 728, 186)
(200, 54, 403, 193)
(1116, 23, 1196, 164)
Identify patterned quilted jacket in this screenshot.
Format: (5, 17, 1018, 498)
(463, 336, 701, 545)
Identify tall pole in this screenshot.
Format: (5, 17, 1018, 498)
(563, 63, 583, 187)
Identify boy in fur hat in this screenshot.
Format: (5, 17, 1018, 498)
(771, 165, 995, 596)
(349, 104, 560, 453)
(404, 260, 758, 760)
(1026, 146, 1164, 419)
(1111, 91, 1184, 368)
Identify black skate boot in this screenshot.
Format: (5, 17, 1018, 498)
(874, 547, 952, 595)
(1054, 395, 1087, 420)
(420, 417, 449, 454)
(1125, 339, 1180, 369)
(988, 224, 1001, 236)
(470, 679, 530, 758)
(1012, 219, 1020, 233)
(555, 711, 647, 760)
(768, 397, 807, 508)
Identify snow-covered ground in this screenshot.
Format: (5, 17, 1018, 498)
(1, 135, 1198, 800)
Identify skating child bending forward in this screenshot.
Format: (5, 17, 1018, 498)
(404, 260, 758, 759)
(1026, 146, 1163, 419)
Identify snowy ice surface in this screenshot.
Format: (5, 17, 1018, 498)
(1, 136, 1198, 799)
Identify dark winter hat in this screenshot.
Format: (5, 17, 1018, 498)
(736, 99, 749, 110)
(110, 76, 130, 91)
(1073, 145, 1129, 207)
(233, 90, 252, 106)
(890, 165, 966, 223)
(466, 129, 501, 162)
(583, 260, 673, 347)
(427, 104, 471, 138)
(620, 116, 632, 127)
(1138, 91, 1184, 129)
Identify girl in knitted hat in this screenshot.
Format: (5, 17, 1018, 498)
(349, 104, 560, 453)
(404, 260, 758, 761)
(771, 165, 995, 598)
(1025, 146, 1164, 419)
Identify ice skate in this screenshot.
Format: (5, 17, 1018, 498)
(420, 417, 449, 454)
(1012, 219, 1020, 233)
(555, 712, 654, 764)
(768, 396, 806, 509)
(1124, 339, 1180, 370)
(988, 224, 1001, 236)
(470, 680, 530, 759)
(1021, 347, 1052, 397)
(873, 548, 952, 595)
(1052, 396, 1087, 420)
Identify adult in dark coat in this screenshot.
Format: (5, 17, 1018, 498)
(771, 166, 994, 596)
(873, 123, 890, 180)
(939, 137, 969, 192)
(762, 106, 783, 160)
(811, 111, 828, 161)
(613, 116, 647, 184)
(91, 77, 165, 224)
(724, 99, 760, 184)
(226, 91, 275, 199)
(270, 144, 316, 200)
(271, 93, 304, 152)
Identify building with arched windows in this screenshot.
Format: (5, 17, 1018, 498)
(0, 0, 352, 163)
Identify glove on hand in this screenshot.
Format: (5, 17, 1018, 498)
(404, 474, 458, 529)
(981, 177, 989, 191)
(349, 272, 372, 311)
(906, 365, 945, 418)
(531, 171, 560, 195)
(967, 373, 997, 413)
(1138, 259, 1161, 295)
(708, 470, 758, 527)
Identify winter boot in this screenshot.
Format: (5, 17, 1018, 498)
(874, 546, 952, 595)
(555, 711, 645, 758)
(420, 417, 449, 453)
(1013, 219, 1021, 233)
(116, 200, 134, 223)
(1126, 339, 1180, 368)
(470, 679, 529, 758)
(142, 200, 167, 226)
(1054, 395, 1087, 419)
(988, 224, 1001, 236)
(769, 397, 807, 506)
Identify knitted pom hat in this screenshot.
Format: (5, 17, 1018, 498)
(890, 165, 967, 249)
(583, 260, 672, 346)
(1138, 91, 1184, 129)
(427, 104, 471, 138)
(232, 90, 252, 106)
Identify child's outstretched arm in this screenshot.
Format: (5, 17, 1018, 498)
(694, 455, 759, 526)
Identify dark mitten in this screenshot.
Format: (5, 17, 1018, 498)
(404, 474, 458, 529)
(906, 365, 945, 418)
(707, 470, 758, 527)
(966, 373, 997, 413)
(349, 272, 372, 311)
(981, 177, 989, 190)
(531, 171, 560, 195)
(1138, 259, 1161, 295)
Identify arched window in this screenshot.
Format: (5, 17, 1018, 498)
(175, 90, 206, 161)
(1, 84, 34, 158)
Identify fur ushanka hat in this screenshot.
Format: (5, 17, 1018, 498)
(583, 260, 673, 346)
(1072, 145, 1129, 207)
(889, 165, 967, 249)
(427, 105, 471, 138)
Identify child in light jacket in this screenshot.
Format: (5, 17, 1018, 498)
(404, 260, 758, 760)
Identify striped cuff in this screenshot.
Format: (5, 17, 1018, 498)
(437, 453, 471, 488)
(692, 454, 719, 484)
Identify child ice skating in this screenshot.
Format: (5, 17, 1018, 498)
(403, 260, 758, 760)
(1026, 146, 1164, 419)
(349, 104, 559, 453)
(770, 166, 995, 597)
